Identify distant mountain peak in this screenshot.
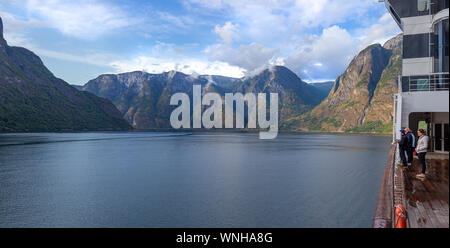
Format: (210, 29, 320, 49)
(383, 34, 403, 51)
(0, 17, 5, 46)
(271, 65, 300, 77)
(283, 34, 402, 133)
(0, 17, 3, 39)
(352, 43, 383, 61)
(80, 64, 325, 128)
(167, 70, 178, 80)
(246, 65, 301, 83)
(269, 65, 288, 71)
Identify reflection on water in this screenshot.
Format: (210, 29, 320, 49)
(0, 132, 192, 147)
(0, 132, 390, 227)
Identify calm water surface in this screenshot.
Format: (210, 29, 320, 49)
(0, 132, 390, 227)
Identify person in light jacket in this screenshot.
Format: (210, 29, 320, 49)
(415, 129, 429, 179)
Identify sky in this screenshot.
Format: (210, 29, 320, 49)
(0, 0, 401, 85)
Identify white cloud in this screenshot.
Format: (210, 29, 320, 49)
(207, 17, 278, 75)
(34, 48, 115, 67)
(0, 12, 115, 67)
(187, 0, 376, 30)
(291, 0, 375, 29)
(280, 14, 401, 81)
(356, 13, 401, 49)
(206, 42, 277, 73)
(0, 10, 42, 31)
(157, 12, 194, 29)
(284, 25, 357, 80)
(25, 0, 136, 40)
(109, 56, 245, 78)
(0, 10, 43, 46)
(186, 0, 393, 80)
(214, 21, 240, 44)
(2, 0, 402, 82)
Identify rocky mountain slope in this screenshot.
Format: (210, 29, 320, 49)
(0, 17, 131, 132)
(236, 66, 324, 121)
(80, 66, 325, 129)
(82, 71, 210, 128)
(282, 34, 402, 134)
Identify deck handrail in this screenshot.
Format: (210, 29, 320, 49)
(372, 144, 396, 228)
(404, 72, 450, 92)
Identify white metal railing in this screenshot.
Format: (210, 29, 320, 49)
(405, 72, 449, 92)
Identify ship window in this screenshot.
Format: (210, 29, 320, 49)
(417, 79, 430, 91)
(417, 0, 430, 11)
(433, 19, 449, 73)
(418, 121, 427, 131)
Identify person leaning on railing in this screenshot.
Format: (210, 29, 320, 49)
(405, 128, 415, 165)
(415, 129, 429, 180)
(395, 129, 409, 167)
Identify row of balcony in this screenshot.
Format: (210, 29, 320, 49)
(401, 72, 449, 92)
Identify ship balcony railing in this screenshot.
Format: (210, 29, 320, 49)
(402, 72, 449, 92)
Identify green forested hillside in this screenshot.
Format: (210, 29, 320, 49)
(0, 17, 131, 132)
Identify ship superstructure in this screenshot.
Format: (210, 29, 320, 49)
(382, 0, 449, 152)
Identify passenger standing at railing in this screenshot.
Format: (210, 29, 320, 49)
(405, 128, 415, 165)
(415, 129, 429, 180)
(395, 129, 408, 167)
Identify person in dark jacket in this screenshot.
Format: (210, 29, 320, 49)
(405, 128, 415, 165)
(396, 129, 408, 167)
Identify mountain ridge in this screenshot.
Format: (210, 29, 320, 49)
(0, 17, 132, 132)
(79, 65, 326, 129)
(282, 34, 402, 134)
(77, 32, 402, 133)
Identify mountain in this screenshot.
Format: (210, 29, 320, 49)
(81, 71, 210, 128)
(0, 17, 131, 132)
(309, 81, 334, 100)
(236, 66, 324, 120)
(79, 66, 324, 129)
(282, 34, 402, 134)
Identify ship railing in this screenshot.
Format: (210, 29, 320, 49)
(372, 144, 396, 228)
(404, 72, 449, 92)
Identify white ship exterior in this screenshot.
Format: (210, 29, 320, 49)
(382, 0, 449, 153)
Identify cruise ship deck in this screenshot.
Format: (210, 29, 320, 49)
(374, 0, 449, 229)
(373, 145, 449, 228)
(403, 153, 449, 227)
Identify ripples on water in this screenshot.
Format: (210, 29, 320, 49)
(0, 132, 390, 227)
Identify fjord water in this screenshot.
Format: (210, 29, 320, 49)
(0, 132, 390, 227)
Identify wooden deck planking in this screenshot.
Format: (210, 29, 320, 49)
(421, 200, 447, 227)
(403, 155, 449, 228)
(407, 203, 424, 228)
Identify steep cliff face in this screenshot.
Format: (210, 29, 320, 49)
(0, 17, 131, 132)
(282, 35, 402, 133)
(81, 66, 324, 129)
(362, 35, 402, 131)
(83, 71, 211, 129)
